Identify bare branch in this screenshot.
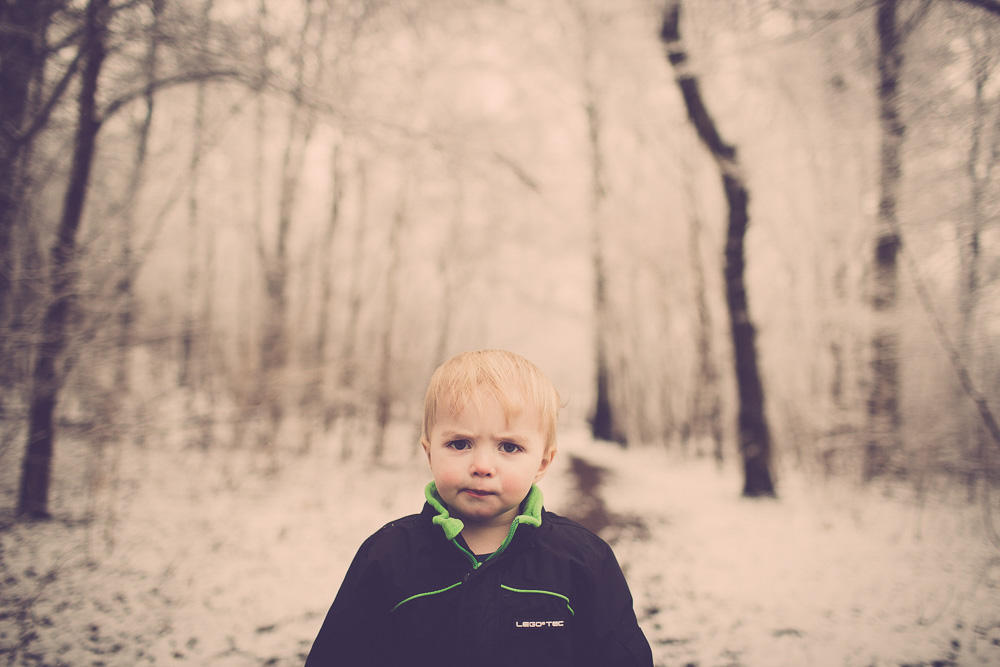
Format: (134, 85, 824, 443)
(99, 69, 246, 121)
(954, 0, 1000, 15)
(491, 151, 540, 192)
(899, 0, 934, 39)
(898, 240, 1000, 452)
(9, 50, 85, 155)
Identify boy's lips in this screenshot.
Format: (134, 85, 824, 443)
(461, 489, 495, 498)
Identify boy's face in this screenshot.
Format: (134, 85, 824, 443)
(422, 387, 554, 530)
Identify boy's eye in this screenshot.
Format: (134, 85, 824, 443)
(447, 440, 471, 450)
(499, 442, 521, 454)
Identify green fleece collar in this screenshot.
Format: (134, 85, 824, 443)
(425, 482, 543, 550)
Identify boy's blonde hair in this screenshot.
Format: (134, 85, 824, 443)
(421, 349, 561, 453)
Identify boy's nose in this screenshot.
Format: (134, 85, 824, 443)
(470, 450, 495, 476)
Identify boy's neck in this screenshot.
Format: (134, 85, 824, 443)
(461, 520, 513, 556)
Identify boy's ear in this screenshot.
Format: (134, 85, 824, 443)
(534, 449, 556, 483)
(420, 437, 431, 463)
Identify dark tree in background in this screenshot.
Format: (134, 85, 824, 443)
(864, 0, 905, 482)
(684, 196, 724, 464)
(863, 0, 1000, 482)
(574, 2, 626, 446)
(7, 0, 257, 518)
(0, 0, 67, 392)
(660, 0, 775, 497)
(18, 0, 112, 518)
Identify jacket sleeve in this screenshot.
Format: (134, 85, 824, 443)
(578, 540, 654, 667)
(304, 533, 393, 667)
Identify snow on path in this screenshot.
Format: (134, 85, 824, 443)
(2, 429, 1000, 666)
(557, 432, 1000, 667)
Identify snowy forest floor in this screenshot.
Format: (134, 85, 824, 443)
(2, 426, 1000, 667)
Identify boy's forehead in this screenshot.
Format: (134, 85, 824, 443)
(438, 385, 516, 413)
(434, 385, 539, 425)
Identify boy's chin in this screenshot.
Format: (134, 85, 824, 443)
(442, 495, 498, 517)
(450, 501, 497, 520)
(452, 504, 519, 526)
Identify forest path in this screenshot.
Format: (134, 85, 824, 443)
(551, 440, 1000, 667)
(562, 452, 650, 544)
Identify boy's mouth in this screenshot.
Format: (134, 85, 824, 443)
(461, 489, 494, 499)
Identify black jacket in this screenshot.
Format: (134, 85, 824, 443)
(304, 483, 653, 667)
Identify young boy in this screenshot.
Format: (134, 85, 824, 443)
(304, 349, 653, 667)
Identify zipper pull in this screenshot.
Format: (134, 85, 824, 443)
(463, 560, 482, 583)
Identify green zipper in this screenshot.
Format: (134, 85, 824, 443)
(394, 483, 550, 613)
(425, 481, 544, 568)
(452, 538, 481, 569)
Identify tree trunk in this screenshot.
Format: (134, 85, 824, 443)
(308, 136, 345, 438)
(95, 0, 161, 547)
(257, 0, 326, 446)
(232, 0, 269, 451)
(958, 26, 996, 494)
(336, 157, 368, 456)
(684, 189, 723, 464)
(0, 0, 62, 389)
(660, 0, 775, 497)
(864, 0, 904, 482)
(432, 164, 467, 369)
(372, 177, 408, 462)
(18, 0, 110, 519)
(179, 0, 212, 395)
(578, 7, 624, 445)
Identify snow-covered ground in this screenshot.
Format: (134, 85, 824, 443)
(566, 434, 1000, 667)
(2, 426, 999, 666)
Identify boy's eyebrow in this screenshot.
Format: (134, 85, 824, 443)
(437, 428, 532, 443)
(495, 432, 530, 443)
(437, 429, 471, 440)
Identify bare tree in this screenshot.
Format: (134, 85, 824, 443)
(94, 0, 165, 547)
(372, 173, 409, 462)
(660, 0, 775, 497)
(955, 0, 1000, 14)
(337, 156, 369, 451)
(178, 0, 213, 394)
(250, 0, 332, 447)
(572, 3, 625, 445)
(683, 179, 723, 464)
(958, 17, 1000, 491)
(863, 0, 906, 482)
(174, 0, 215, 456)
(18, 0, 112, 519)
(305, 135, 346, 441)
(0, 0, 69, 394)
(861, 0, 1000, 484)
(431, 167, 464, 369)
(12, 0, 265, 517)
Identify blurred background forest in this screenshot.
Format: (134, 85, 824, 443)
(2, 0, 1000, 555)
(4, 0, 1000, 665)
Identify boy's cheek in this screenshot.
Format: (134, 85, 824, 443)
(432, 468, 462, 494)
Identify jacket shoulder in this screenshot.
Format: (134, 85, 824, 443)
(375, 511, 425, 533)
(359, 511, 426, 549)
(543, 510, 608, 540)
(540, 510, 619, 558)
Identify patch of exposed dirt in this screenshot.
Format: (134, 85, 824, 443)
(564, 454, 649, 543)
